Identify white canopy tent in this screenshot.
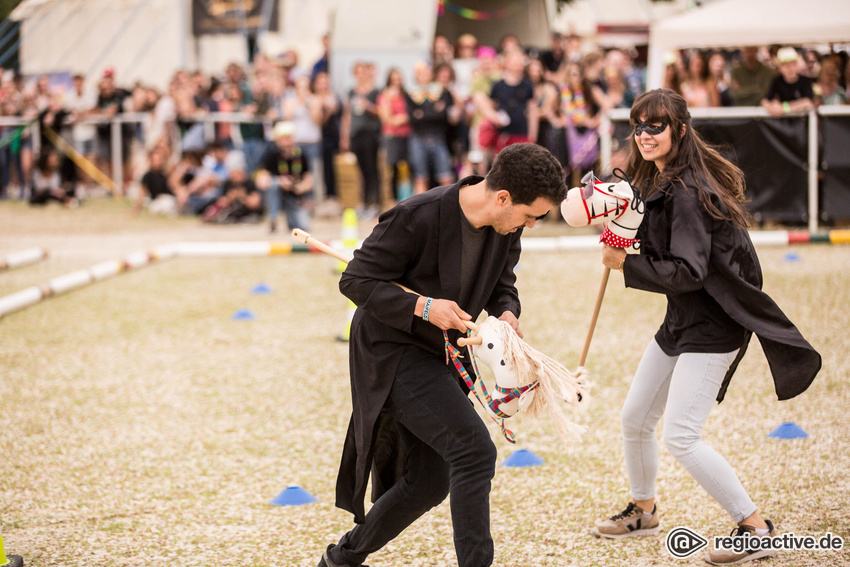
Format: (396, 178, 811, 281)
(647, 0, 850, 88)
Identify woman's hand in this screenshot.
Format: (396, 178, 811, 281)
(602, 244, 627, 271)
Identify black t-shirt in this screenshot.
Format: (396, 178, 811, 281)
(96, 88, 130, 137)
(141, 169, 172, 198)
(490, 79, 534, 136)
(765, 75, 814, 102)
(404, 85, 453, 138)
(539, 50, 564, 73)
(260, 145, 309, 181)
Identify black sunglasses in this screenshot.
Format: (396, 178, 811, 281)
(633, 117, 669, 136)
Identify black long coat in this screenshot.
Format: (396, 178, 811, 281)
(623, 174, 821, 402)
(337, 177, 522, 523)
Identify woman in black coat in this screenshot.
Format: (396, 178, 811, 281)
(593, 89, 820, 566)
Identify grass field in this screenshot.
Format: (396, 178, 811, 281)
(1, 199, 848, 567)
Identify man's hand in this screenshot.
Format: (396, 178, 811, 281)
(498, 310, 522, 339)
(415, 297, 472, 332)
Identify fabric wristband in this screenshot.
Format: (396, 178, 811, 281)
(423, 297, 433, 322)
(782, 101, 791, 113)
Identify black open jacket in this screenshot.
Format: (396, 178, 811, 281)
(337, 177, 522, 523)
(623, 172, 821, 402)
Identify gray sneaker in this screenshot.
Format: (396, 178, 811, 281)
(592, 502, 661, 539)
(706, 520, 779, 565)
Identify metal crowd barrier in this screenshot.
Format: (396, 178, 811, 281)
(601, 105, 850, 233)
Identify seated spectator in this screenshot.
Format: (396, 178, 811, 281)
(255, 121, 313, 233)
(761, 47, 816, 116)
(202, 151, 263, 223)
(30, 150, 77, 207)
(404, 61, 456, 194)
(135, 147, 178, 216)
(729, 46, 777, 106)
(170, 150, 208, 214)
(814, 58, 847, 105)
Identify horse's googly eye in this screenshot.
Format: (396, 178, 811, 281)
(500, 360, 506, 366)
(487, 343, 494, 349)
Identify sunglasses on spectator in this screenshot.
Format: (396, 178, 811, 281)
(633, 117, 669, 136)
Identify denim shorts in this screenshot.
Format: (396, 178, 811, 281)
(408, 134, 453, 180)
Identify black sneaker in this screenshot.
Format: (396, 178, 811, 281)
(317, 544, 370, 567)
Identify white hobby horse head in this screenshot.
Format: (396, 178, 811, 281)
(466, 317, 590, 445)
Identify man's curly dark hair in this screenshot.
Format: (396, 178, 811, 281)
(485, 143, 567, 205)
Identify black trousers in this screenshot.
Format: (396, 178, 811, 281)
(333, 345, 497, 567)
(350, 130, 381, 206)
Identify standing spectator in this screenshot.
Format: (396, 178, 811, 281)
(708, 51, 733, 106)
(231, 80, 269, 175)
(256, 121, 313, 233)
(405, 61, 456, 195)
(813, 58, 847, 105)
(527, 58, 566, 166)
(93, 67, 132, 189)
(498, 34, 522, 55)
(801, 49, 821, 79)
(283, 74, 323, 201)
(64, 74, 97, 179)
(311, 33, 331, 80)
(662, 52, 684, 96)
(434, 62, 463, 170)
(468, 46, 503, 172)
(761, 47, 815, 116)
(729, 46, 777, 106)
(605, 48, 645, 100)
(377, 67, 411, 203)
(560, 60, 602, 179)
(432, 34, 454, 66)
(539, 32, 566, 80)
(313, 70, 342, 215)
(680, 51, 720, 107)
(485, 50, 537, 153)
(452, 33, 479, 103)
(341, 62, 382, 217)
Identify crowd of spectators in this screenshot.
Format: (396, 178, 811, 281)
(1, 32, 849, 231)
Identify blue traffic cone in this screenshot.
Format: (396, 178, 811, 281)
(251, 283, 273, 295)
(783, 252, 801, 263)
(231, 309, 256, 321)
(269, 486, 318, 506)
(500, 449, 545, 468)
(768, 422, 808, 439)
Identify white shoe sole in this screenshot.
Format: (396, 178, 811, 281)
(591, 525, 662, 539)
(705, 549, 779, 565)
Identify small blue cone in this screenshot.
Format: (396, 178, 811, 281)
(251, 283, 273, 295)
(231, 309, 256, 321)
(269, 486, 318, 506)
(768, 422, 809, 439)
(500, 449, 544, 468)
(783, 252, 801, 263)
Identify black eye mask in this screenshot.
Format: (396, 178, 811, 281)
(634, 117, 669, 136)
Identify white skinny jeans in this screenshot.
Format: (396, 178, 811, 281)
(622, 338, 757, 523)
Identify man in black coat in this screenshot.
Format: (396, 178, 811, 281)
(318, 143, 567, 567)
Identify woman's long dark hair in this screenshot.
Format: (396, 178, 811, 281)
(627, 89, 750, 229)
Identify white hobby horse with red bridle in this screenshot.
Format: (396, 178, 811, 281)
(292, 228, 590, 446)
